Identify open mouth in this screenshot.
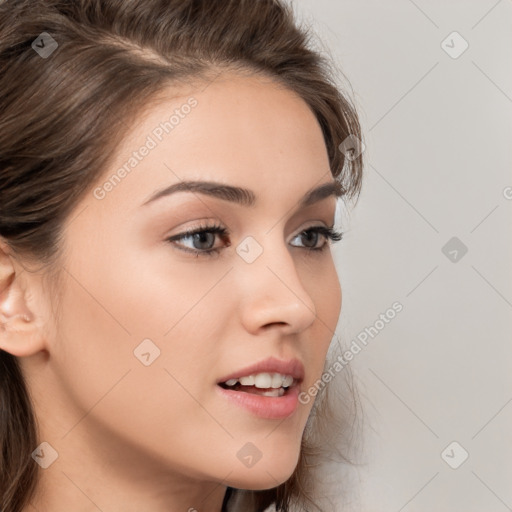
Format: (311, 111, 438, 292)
(218, 372, 296, 398)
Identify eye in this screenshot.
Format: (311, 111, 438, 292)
(165, 223, 343, 258)
(165, 222, 230, 257)
(290, 226, 343, 252)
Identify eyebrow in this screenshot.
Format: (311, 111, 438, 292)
(141, 179, 344, 209)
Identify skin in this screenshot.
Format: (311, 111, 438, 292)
(0, 69, 342, 511)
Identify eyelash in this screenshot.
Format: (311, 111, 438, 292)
(165, 222, 344, 258)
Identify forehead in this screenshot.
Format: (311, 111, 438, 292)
(88, 70, 332, 215)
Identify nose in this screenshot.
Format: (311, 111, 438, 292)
(236, 234, 318, 336)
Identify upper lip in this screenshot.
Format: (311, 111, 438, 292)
(217, 356, 305, 384)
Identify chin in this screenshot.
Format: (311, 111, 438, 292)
(226, 448, 300, 491)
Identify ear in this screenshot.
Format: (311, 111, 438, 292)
(0, 238, 47, 357)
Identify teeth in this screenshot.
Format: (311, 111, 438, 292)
(282, 375, 294, 387)
(261, 388, 285, 397)
(239, 375, 255, 386)
(223, 372, 294, 389)
(254, 373, 272, 388)
(271, 373, 283, 388)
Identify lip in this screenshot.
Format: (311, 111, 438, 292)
(216, 357, 305, 420)
(217, 384, 301, 419)
(216, 356, 305, 384)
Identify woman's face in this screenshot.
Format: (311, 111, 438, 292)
(25, 70, 342, 497)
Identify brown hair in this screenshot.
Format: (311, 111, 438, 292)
(0, 0, 364, 510)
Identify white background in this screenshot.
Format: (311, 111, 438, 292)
(290, 1, 512, 511)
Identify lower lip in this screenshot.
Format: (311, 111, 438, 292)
(216, 384, 300, 419)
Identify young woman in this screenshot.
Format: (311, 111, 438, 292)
(0, 1, 363, 510)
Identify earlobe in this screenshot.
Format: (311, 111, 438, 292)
(0, 239, 46, 357)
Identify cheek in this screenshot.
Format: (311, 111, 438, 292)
(52, 241, 231, 408)
(50, 261, 235, 471)
(303, 260, 342, 376)
(319, 263, 342, 328)
(49, 270, 137, 418)
(51, 251, 219, 392)
(109, 245, 234, 338)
